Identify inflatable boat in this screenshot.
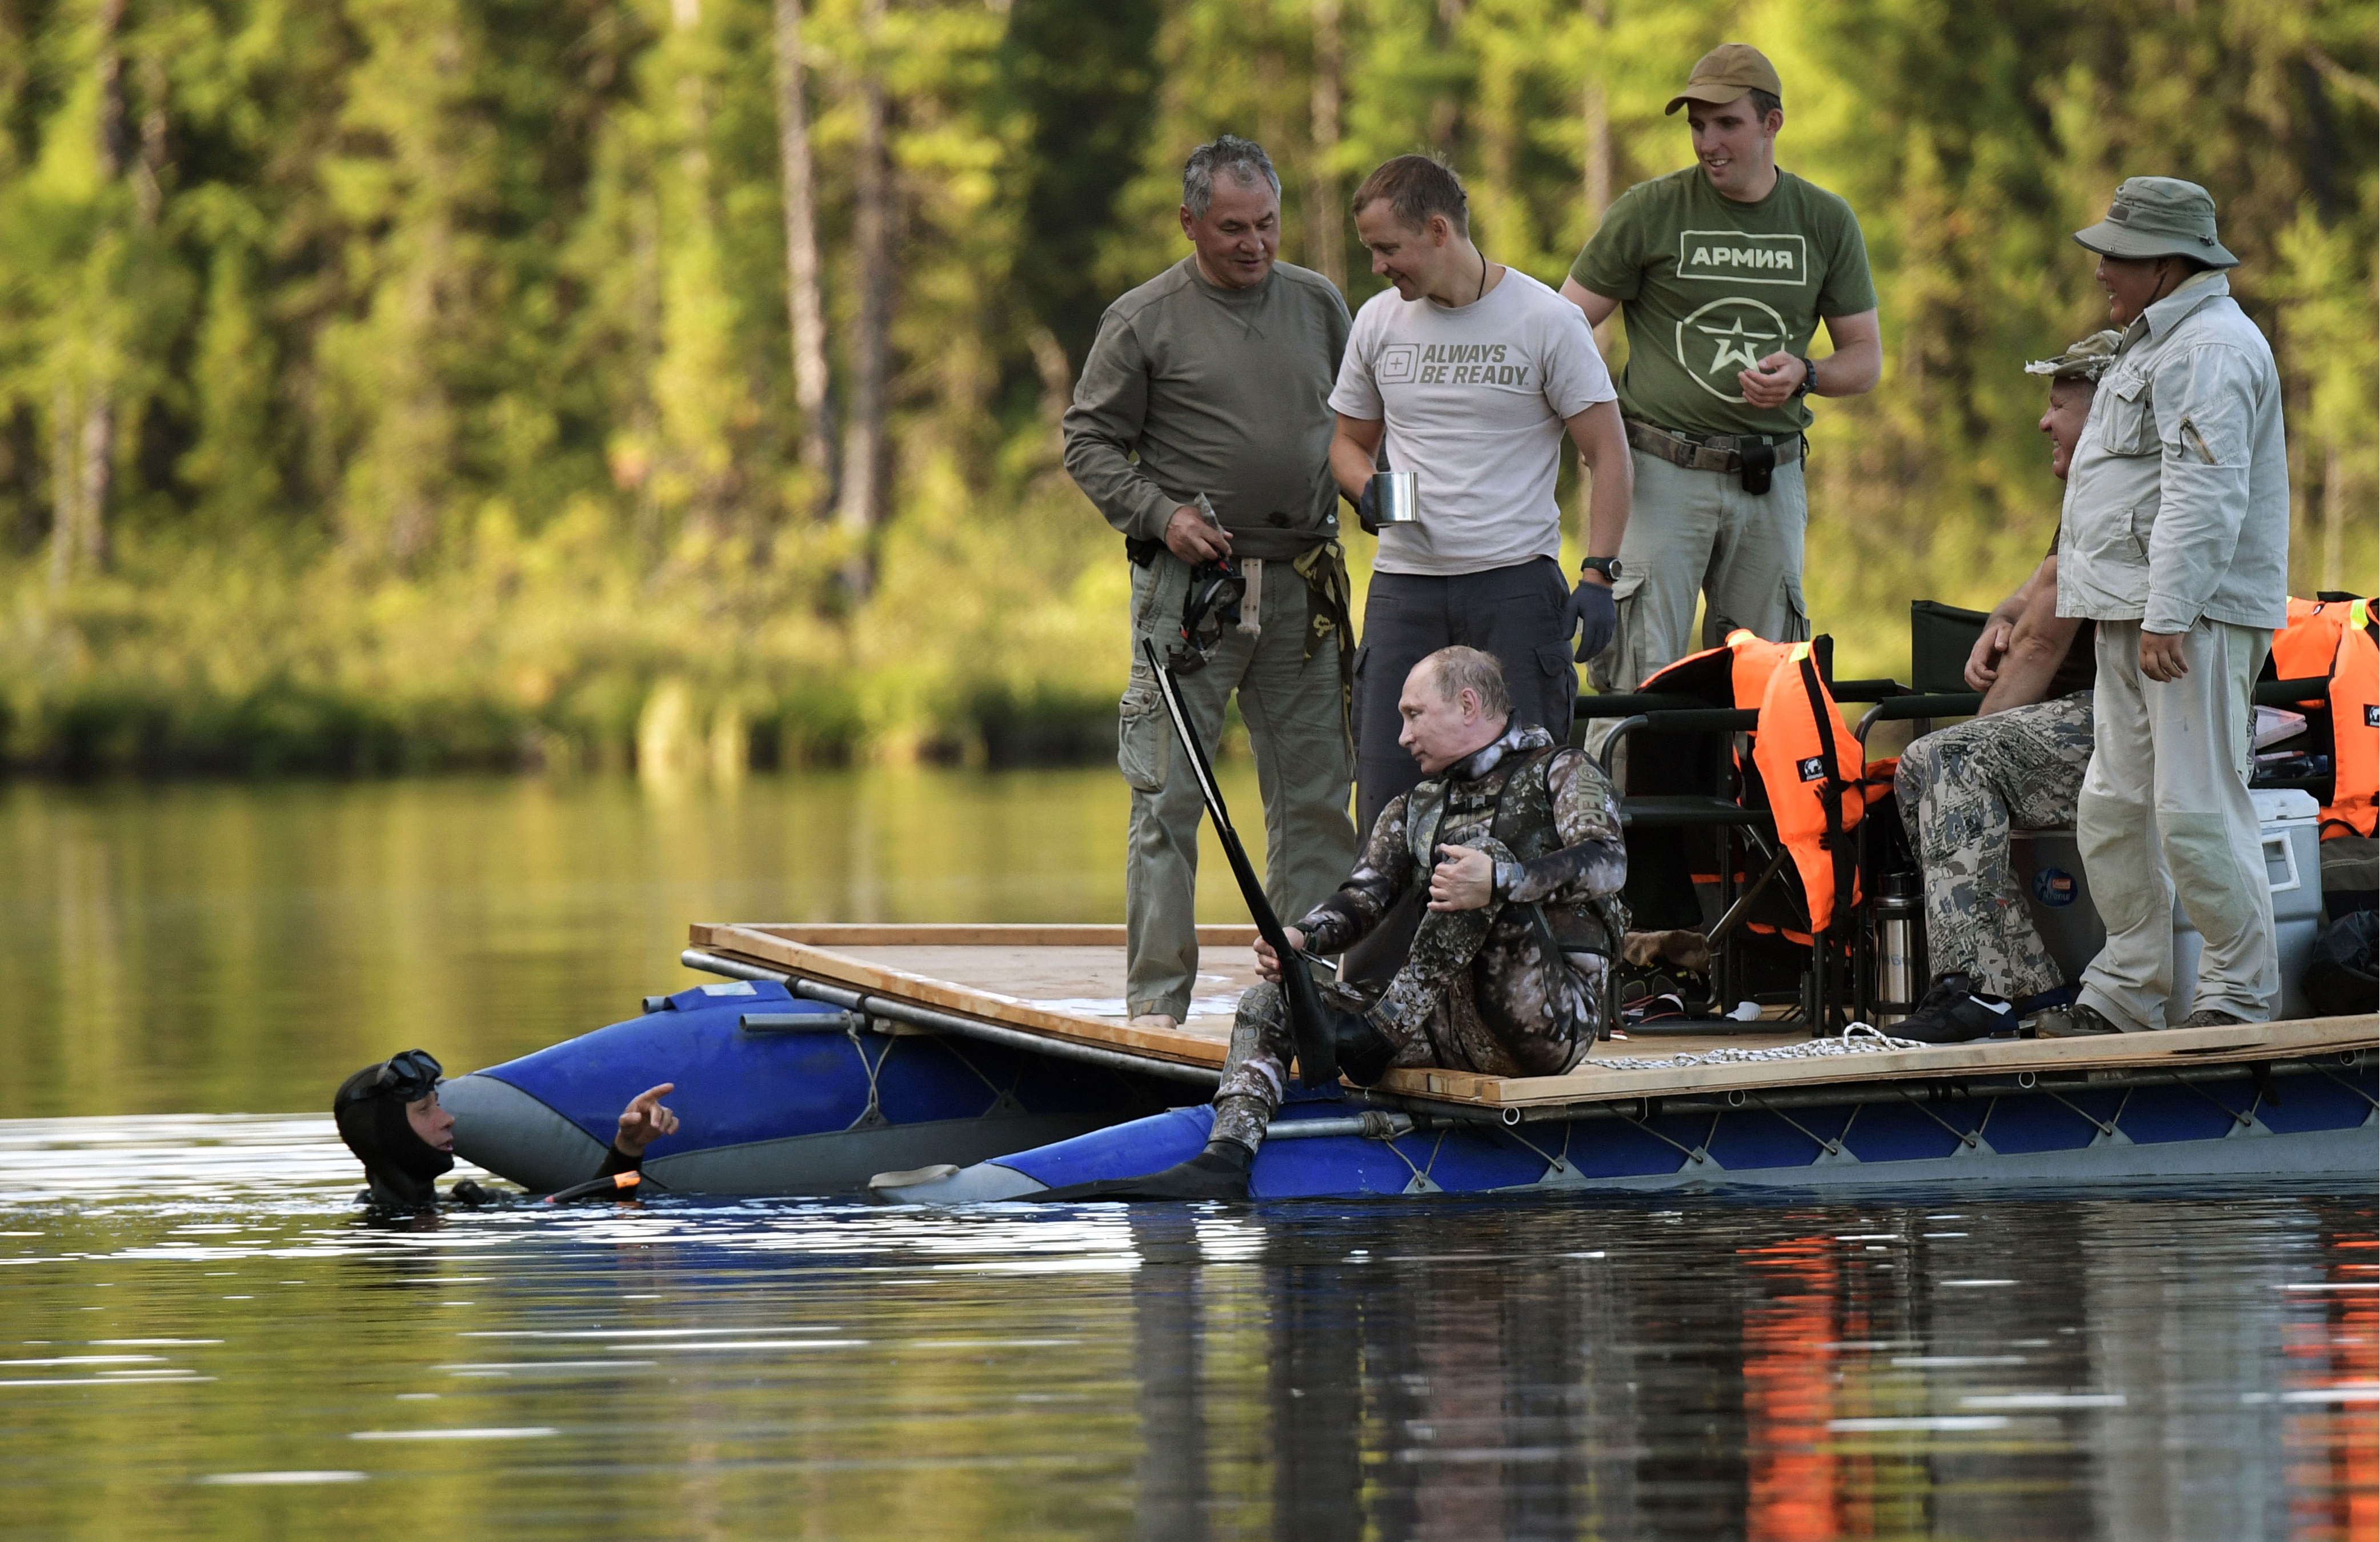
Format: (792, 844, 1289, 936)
(441, 924, 1245, 1194)
(871, 1019, 2380, 1203)
(440, 920, 2377, 1200)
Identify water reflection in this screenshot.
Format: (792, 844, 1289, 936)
(0, 1115, 2369, 1537)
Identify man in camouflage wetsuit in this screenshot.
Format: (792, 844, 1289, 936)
(1101, 645, 1626, 1197)
(1888, 332, 2119, 1042)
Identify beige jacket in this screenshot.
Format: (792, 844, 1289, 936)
(2056, 272, 2290, 634)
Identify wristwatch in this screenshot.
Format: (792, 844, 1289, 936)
(1580, 556, 1622, 582)
(1790, 354, 1817, 399)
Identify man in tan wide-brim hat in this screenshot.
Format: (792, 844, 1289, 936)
(2048, 177, 2290, 1038)
(1560, 43, 1881, 745)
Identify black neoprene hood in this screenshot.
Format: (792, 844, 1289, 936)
(332, 1050, 455, 1209)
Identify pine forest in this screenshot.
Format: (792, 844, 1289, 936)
(0, 0, 2371, 774)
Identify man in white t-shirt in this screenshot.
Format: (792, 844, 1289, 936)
(1331, 155, 1633, 831)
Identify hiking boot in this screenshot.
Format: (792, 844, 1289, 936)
(2181, 1008, 2250, 1028)
(1335, 1008, 1397, 1087)
(1032, 1139, 1252, 1202)
(1890, 972, 2020, 1044)
(2036, 1002, 2124, 1038)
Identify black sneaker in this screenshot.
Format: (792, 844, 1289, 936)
(1892, 972, 2020, 1044)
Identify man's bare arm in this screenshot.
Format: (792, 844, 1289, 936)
(1564, 400, 1632, 565)
(1965, 557, 2049, 691)
(1742, 309, 1884, 408)
(1979, 556, 2083, 715)
(1558, 277, 1621, 329)
(1329, 413, 1386, 503)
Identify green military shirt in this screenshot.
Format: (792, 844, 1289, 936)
(1570, 167, 1875, 439)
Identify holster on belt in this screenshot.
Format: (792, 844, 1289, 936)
(1625, 418, 1802, 496)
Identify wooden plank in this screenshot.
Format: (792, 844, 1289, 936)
(1373, 1014, 2379, 1107)
(689, 922, 1233, 1068)
(827, 944, 1263, 1018)
(732, 923, 1260, 948)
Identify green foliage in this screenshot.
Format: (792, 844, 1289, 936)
(0, 0, 2369, 773)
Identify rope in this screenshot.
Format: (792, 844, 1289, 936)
(1588, 1021, 1926, 1072)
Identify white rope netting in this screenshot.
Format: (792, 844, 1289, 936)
(1587, 1021, 1927, 1072)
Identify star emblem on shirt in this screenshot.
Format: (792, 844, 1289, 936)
(1697, 315, 1781, 376)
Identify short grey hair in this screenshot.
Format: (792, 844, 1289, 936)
(1421, 646, 1510, 720)
(1182, 135, 1280, 219)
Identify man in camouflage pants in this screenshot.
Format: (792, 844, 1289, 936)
(1889, 333, 2119, 1041)
(1096, 646, 1626, 1198)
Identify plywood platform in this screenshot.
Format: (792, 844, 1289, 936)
(688, 923, 2380, 1110)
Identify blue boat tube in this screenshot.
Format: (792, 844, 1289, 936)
(442, 979, 1188, 1195)
(870, 1052, 2379, 1202)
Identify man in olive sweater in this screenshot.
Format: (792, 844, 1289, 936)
(1063, 134, 1357, 1032)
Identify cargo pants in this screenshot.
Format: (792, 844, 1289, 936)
(1588, 448, 1810, 698)
(1207, 841, 1604, 1152)
(1894, 691, 2096, 1002)
(1121, 549, 1356, 1021)
(2077, 619, 2278, 1028)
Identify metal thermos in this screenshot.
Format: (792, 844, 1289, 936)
(1873, 871, 1922, 1025)
(1369, 470, 1421, 524)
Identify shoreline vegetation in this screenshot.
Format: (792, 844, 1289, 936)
(0, 0, 2369, 779)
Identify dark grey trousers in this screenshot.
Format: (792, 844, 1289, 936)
(1352, 556, 1576, 833)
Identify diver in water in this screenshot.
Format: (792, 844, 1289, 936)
(332, 1048, 679, 1209)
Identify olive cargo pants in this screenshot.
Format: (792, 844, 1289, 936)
(1121, 550, 1356, 1021)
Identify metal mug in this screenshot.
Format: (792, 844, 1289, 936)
(1369, 470, 1420, 525)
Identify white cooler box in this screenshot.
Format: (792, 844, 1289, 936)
(2010, 788, 2324, 1023)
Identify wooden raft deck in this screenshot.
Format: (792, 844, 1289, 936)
(688, 923, 2380, 1112)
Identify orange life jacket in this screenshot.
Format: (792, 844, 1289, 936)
(1730, 632, 1868, 933)
(2271, 596, 2379, 839)
(1634, 631, 1868, 934)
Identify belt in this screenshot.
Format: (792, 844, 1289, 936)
(1625, 419, 1804, 474)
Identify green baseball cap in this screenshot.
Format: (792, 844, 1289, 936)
(1665, 43, 1783, 115)
(2025, 330, 2124, 383)
(2072, 177, 2239, 268)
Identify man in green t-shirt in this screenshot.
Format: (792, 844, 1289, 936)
(1560, 43, 1881, 700)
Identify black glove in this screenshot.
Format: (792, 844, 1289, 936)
(1567, 575, 1617, 662)
(1349, 480, 1380, 534)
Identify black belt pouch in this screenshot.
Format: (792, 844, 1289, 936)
(1739, 440, 1776, 495)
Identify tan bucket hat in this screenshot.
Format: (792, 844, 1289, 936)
(1665, 43, 1783, 115)
(2072, 177, 2239, 268)
(2025, 330, 2124, 382)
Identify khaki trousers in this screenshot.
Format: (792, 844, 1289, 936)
(1588, 448, 1810, 696)
(1120, 550, 1356, 1020)
(2076, 619, 2278, 1030)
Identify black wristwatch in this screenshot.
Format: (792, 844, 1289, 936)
(1790, 354, 1817, 399)
(1580, 556, 1622, 582)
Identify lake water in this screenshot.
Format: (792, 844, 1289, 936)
(0, 774, 2371, 1539)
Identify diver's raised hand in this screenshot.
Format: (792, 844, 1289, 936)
(614, 1083, 679, 1157)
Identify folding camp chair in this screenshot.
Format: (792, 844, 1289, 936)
(1579, 636, 1888, 1032)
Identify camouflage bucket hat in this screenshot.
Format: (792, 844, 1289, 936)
(2072, 177, 2239, 268)
(2025, 329, 2124, 383)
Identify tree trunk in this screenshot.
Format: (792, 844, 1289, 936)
(2321, 447, 2345, 592)
(772, 0, 834, 508)
(47, 385, 77, 595)
(53, 0, 130, 588)
(1581, 0, 1610, 221)
(835, 0, 892, 598)
(1307, 0, 1345, 289)
(77, 399, 113, 572)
